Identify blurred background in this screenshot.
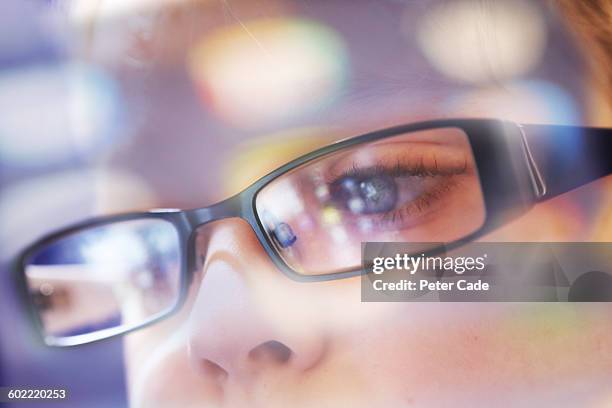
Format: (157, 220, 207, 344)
(0, 0, 606, 407)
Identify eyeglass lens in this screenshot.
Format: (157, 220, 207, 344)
(23, 219, 182, 343)
(255, 127, 486, 275)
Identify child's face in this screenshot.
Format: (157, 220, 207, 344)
(78, 1, 612, 406)
(122, 219, 612, 407)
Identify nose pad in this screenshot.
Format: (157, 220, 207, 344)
(259, 210, 297, 249)
(187, 218, 328, 383)
(271, 222, 297, 248)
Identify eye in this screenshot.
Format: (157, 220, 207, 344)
(326, 160, 458, 221)
(330, 173, 399, 214)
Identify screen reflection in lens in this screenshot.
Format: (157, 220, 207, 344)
(256, 128, 486, 275)
(24, 219, 181, 344)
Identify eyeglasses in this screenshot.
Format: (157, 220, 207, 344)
(14, 118, 612, 346)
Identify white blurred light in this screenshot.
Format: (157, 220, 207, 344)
(348, 197, 365, 213)
(315, 184, 329, 200)
(257, 177, 305, 219)
(0, 63, 121, 166)
(81, 229, 148, 271)
(188, 18, 348, 129)
(330, 226, 348, 244)
(69, 0, 172, 25)
(412, 0, 546, 83)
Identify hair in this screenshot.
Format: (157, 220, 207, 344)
(556, 0, 612, 110)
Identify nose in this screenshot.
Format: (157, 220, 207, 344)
(187, 218, 329, 384)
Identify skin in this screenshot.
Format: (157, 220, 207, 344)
(124, 220, 612, 407)
(96, 1, 612, 407)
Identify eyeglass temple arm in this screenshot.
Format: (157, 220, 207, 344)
(520, 124, 612, 201)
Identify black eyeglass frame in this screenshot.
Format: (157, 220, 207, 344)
(13, 118, 612, 346)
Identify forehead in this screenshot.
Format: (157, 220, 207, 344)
(91, 0, 581, 196)
(3, 0, 586, 206)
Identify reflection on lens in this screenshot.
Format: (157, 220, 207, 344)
(256, 128, 486, 275)
(24, 218, 181, 345)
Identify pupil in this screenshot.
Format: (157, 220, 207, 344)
(358, 175, 397, 213)
(331, 174, 398, 214)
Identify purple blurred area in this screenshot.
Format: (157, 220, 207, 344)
(0, 0, 588, 407)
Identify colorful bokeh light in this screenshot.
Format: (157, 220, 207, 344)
(412, 0, 546, 84)
(188, 18, 349, 129)
(0, 63, 122, 166)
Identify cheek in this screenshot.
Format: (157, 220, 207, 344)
(340, 303, 612, 397)
(123, 273, 612, 406)
(485, 196, 586, 241)
(123, 274, 206, 408)
(124, 320, 226, 408)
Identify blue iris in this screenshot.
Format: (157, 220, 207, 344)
(332, 174, 397, 214)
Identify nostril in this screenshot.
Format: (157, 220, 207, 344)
(248, 340, 293, 364)
(199, 359, 229, 383)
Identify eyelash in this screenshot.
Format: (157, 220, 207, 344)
(378, 177, 459, 227)
(327, 155, 468, 183)
(327, 157, 467, 227)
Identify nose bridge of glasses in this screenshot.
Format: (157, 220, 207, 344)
(185, 194, 245, 229)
